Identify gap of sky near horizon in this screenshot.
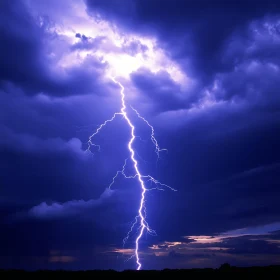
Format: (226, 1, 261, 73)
(1, 0, 280, 271)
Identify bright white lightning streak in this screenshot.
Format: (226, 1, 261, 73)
(131, 106, 168, 159)
(87, 112, 123, 153)
(87, 76, 176, 270)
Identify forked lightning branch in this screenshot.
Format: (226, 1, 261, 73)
(87, 77, 176, 270)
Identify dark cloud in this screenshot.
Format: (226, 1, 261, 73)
(0, 124, 84, 157)
(225, 236, 280, 255)
(0, 1, 109, 97)
(1, 0, 280, 272)
(85, 0, 280, 80)
(209, 18, 280, 108)
(141, 103, 280, 243)
(130, 68, 188, 112)
(86, 0, 280, 118)
(0, 1, 49, 92)
(28, 188, 115, 219)
(45, 54, 109, 96)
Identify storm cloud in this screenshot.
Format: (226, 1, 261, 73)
(1, 0, 280, 271)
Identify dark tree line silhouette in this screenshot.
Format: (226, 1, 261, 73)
(1, 264, 280, 276)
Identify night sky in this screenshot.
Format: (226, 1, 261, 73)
(1, 0, 280, 271)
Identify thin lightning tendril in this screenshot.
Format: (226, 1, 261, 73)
(87, 76, 176, 270)
(131, 106, 168, 160)
(87, 112, 123, 153)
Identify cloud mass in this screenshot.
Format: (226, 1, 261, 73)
(0, 0, 280, 271)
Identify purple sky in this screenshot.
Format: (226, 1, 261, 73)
(1, 0, 280, 271)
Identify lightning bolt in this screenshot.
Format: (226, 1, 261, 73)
(87, 76, 176, 270)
